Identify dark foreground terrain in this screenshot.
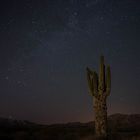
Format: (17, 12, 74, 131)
(0, 114, 140, 140)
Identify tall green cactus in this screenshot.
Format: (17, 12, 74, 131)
(86, 56, 111, 139)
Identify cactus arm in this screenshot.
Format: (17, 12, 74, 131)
(98, 56, 105, 92)
(105, 65, 111, 96)
(93, 71, 98, 95)
(86, 69, 94, 96)
(86, 67, 98, 98)
(86, 67, 94, 75)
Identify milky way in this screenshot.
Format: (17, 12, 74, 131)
(0, 0, 140, 124)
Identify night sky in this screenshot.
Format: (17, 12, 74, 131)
(0, 0, 140, 124)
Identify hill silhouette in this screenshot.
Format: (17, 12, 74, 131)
(0, 114, 140, 140)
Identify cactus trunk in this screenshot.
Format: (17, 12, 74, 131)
(94, 96, 107, 138)
(86, 56, 111, 139)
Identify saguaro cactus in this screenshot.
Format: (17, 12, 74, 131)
(86, 56, 111, 139)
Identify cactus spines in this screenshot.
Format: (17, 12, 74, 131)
(86, 56, 111, 139)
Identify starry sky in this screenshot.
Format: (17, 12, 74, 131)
(0, 0, 140, 124)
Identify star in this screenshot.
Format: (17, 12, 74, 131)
(5, 76, 9, 80)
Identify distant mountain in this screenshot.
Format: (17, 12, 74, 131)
(0, 114, 140, 140)
(108, 113, 140, 130)
(109, 113, 140, 121)
(0, 117, 35, 125)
